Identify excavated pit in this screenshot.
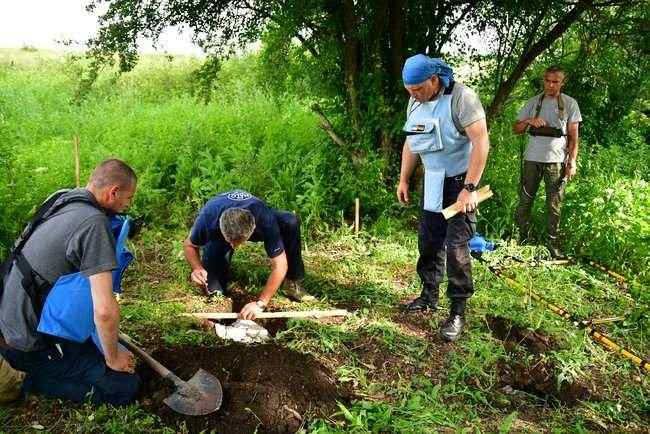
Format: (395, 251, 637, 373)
(137, 343, 351, 434)
(486, 315, 555, 354)
(487, 315, 591, 405)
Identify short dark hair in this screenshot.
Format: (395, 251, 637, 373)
(88, 159, 137, 190)
(544, 65, 565, 76)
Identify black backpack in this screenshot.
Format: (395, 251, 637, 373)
(0, 189, 100, 350)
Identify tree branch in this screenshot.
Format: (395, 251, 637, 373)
(486, 0, 595, 123)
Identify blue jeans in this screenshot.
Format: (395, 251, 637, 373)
(0, 338, 140, 405)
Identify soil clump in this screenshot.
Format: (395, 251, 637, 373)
(138, 342, 350, 433)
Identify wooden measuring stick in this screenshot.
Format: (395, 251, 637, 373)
(442, 185, 493, 220)
(185, 309, 350, 320)
(73, 135, 80, 188)
(354, 198, 360, 233)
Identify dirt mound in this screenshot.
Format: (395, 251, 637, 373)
(486, 315, 555, 353)
(487, 315, 591, 405)
(497, 361, 591, 405)
(138, 343, 349, 434)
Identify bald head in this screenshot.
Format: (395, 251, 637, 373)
(88, 159, 137, 190)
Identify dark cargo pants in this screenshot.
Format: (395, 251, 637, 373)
(417, 174, 477, 314)
(515, 161, 566, 245)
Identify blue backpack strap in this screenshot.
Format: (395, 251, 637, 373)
(110, 216, 134, 294)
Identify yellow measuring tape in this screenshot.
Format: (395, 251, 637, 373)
(483, 261, 649, 374)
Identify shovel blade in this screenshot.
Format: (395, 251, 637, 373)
(163, 368, 223, 416)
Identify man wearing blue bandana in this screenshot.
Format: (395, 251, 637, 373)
(397, 54, 490, 341)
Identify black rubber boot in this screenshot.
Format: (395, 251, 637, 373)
(400, 287, 439, 312)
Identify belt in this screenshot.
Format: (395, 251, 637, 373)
(446, 172, 466, 181)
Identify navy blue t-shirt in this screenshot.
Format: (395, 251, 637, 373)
(189, 190, 284, 258)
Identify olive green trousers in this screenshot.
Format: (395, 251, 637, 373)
(515, 160, 566, 246)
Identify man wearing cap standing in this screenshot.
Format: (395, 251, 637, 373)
(397, 54, 490, 341)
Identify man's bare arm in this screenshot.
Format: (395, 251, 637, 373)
(183, 236, 208, 288)
(90, 271, 134, 373)
(464, 119, 490, 186)
(239, 252, 288, 320)
(565, 121, 580, 180)
(397, 140, 419, 204)
(513, 117, 547, 134)
(456, 118, 490, 213)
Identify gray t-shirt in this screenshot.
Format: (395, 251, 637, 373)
(20, 189, 117, 283)
(517, 93, 582, 163)
(407, 81, 486, 134)
(0, 189, 117, 351)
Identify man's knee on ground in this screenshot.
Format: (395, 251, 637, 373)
(92, 371, 141, 406)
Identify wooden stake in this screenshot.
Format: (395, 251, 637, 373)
(73, 135, 80, 187)
(184, 309, 350, 320)
(354, 198, 360, 233)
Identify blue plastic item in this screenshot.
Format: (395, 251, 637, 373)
(468, 233, 496, 253)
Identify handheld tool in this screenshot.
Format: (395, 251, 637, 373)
(118, 333, 223, 415)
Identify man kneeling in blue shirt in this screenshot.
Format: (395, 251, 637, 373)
(183, 190, 313, 319)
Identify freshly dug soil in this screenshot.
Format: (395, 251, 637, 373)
(486, 315, 555, 354)
(138, 343, 350, 434)
(496, 360, 591, 405)
(487, 315, 591, 405)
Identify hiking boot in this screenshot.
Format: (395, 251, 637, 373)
(439, 314, 465, 342)
(282, 279, 314, 302)
(400, 287, 438, 312)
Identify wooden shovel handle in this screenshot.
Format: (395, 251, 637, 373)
(442, 185, 493, 220)
(118, 332, 175, 380)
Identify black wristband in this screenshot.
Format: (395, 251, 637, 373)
(463, 183, 477, 192)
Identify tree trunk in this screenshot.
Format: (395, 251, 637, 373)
(388, 0, 405, 88)
(341, 0, 361, 135)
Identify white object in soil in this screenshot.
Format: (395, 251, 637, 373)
(214, 319, 270, 343)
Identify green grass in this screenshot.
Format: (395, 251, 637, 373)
(1, 48, 648, 433)
(3, 216, 649, 432)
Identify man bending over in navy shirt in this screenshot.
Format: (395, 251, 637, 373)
(183, 190, 313, 319)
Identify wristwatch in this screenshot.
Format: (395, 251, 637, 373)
(255, 300, 267, 311)
(463, 183, 477, 192)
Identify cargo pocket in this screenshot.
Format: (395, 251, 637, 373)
(405, 118, 444, 154)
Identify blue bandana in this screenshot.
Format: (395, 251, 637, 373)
(402, 54, 454, 88)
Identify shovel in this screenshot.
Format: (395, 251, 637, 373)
(118, 333, 222, 416)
